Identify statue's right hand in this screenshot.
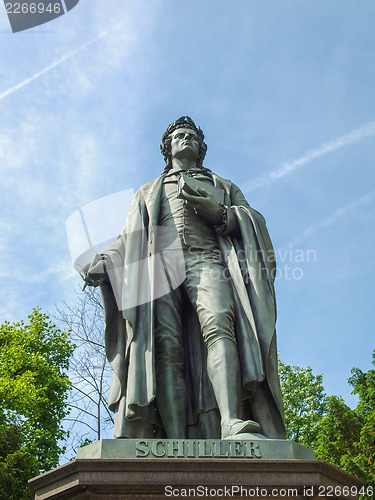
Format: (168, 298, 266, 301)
(83, 259, 109, 288)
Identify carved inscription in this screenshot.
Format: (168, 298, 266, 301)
(135, 440, 262, 459)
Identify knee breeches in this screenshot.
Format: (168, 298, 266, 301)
(154, 250, 235, 373)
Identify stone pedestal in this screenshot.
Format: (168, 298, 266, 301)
(29, 440, 364, 500)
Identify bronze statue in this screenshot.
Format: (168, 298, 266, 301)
(82, 116, 285, 440)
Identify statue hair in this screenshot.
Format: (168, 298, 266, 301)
(160, 116, 208, 173)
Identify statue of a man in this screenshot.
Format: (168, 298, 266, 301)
(83, 116, 285, 440)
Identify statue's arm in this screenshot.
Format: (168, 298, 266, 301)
(219, 182, 268, 237)
(181, 182, 250, 235)
(227, 182, 276, 279)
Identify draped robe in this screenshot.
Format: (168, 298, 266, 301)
(98, 172, 286, 439)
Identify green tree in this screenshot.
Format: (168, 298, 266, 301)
(278, 359, 326, 447)
(279, 353, 375, 497)
(315, 352, 375, 496)
(347, 351, 375, 490)
(315, 395, 363, 475)
(0, 308, 74, 500)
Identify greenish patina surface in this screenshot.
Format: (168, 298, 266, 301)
(77, 438, 315, 460)
(83, 117, 286, 441)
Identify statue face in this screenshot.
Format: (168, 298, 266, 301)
(170, 127, 199, 162)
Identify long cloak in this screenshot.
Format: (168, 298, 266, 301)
(98, 172, 286, 439)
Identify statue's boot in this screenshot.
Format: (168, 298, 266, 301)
(207, 339, 260, 439)
(156, 369, 187, 438)
(221, 418, 260, 438)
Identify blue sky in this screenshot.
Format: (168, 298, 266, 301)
(1, 0, 374, 409)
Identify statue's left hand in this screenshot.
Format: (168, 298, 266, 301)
(182, 186, 222, 226)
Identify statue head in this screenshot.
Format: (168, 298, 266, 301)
(160, 116, 208, 172)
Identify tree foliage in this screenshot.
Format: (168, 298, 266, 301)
(315, 396, 363, 475)
(278, 359, 326, 446)
(0, 308, 74, 499)
(346, 352, 375, 490)
(279, 352, 375, 495)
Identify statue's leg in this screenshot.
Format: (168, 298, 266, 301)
(207, 339, 260, 438)
(154, 286, 187, 438)
(185, 252, 260, 438)
(155, 369, 187, 438)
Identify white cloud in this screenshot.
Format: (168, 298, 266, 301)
(0, 254, 75, 288)
(242, 121, 375, 192)
(0, 114, 42, 175)
(0, 259, 77, 321)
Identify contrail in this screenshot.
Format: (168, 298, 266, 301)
(289, 189, 375, 246)
(0, 23, 122, 101)
(242, 121, 375, 192)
